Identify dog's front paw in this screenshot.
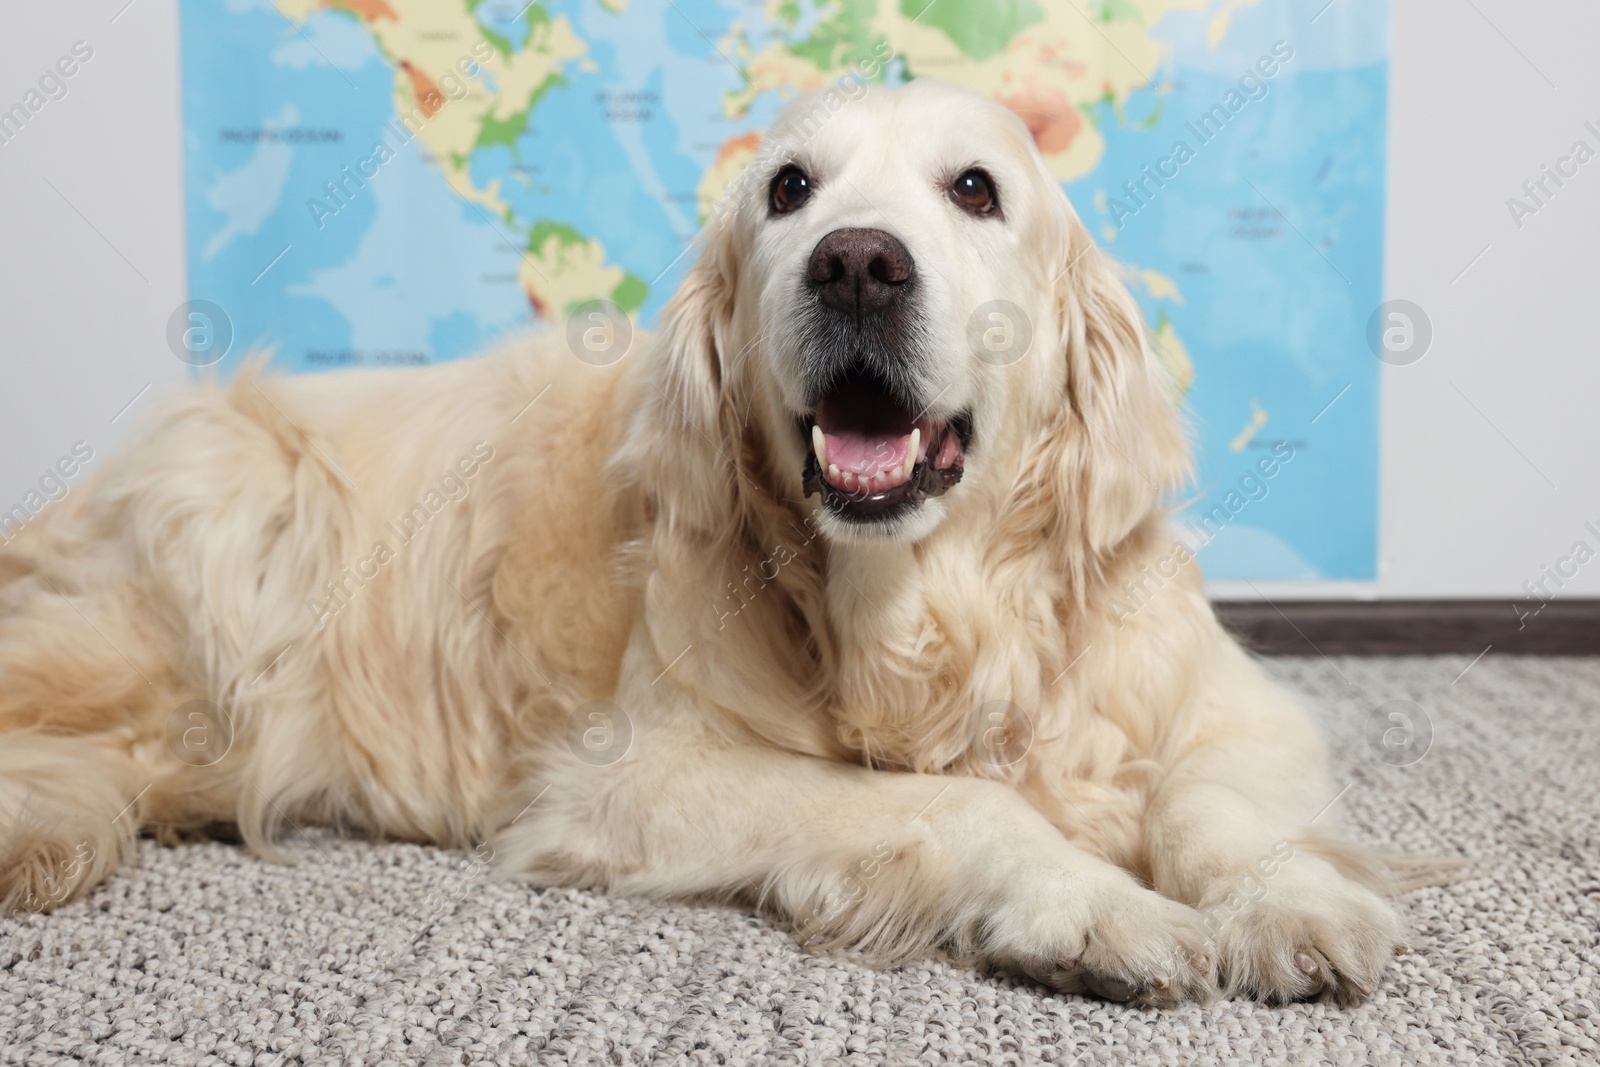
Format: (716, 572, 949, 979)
(1010, 877, 1218, 1007)
(1208, 867, 1406, 1004)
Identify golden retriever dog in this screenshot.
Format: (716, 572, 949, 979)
(0, 79, 1405, 1005)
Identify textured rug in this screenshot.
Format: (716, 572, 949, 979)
(2, 656, 1597, 1066)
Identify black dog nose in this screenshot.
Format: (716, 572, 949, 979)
(806, 228, 913, 318)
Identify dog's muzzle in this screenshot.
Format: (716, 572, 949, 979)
(794, 228, 970, 524)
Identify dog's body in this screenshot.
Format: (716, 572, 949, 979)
(0, 80, 1403, 1004)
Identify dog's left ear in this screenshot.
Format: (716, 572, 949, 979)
(615, 217, 742, 534)
(1034, 199, 1190, 557)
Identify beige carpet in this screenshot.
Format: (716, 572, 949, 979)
(2, 656, 1597, 1065)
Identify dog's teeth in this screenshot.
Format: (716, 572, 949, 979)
(827, 463, 841, 484)
(908, 427, 921, 464)
(811, 424, 827, 469)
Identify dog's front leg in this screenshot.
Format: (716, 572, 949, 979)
(494, 668, 1215, 1004)
(1143, 653, 1407, 1003)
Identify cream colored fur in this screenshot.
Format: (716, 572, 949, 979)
(0, 80, 1404, 1005)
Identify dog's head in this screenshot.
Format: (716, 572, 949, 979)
(632, 78, 1187, 555)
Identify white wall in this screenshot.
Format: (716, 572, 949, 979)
(0, 0, 187, 536)
(2, 0, 1595, 600)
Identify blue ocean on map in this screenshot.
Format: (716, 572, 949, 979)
(1068, 7, 1388, 580)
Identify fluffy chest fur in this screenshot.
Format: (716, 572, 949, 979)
(796, 512, 1209, 872)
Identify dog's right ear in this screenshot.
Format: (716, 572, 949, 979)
(612, 215, 742, 535)
(1057, 210, 1191, 554)
(1006, 189, 1191, 570)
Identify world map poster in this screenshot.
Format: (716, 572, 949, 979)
(177, 0, 1389, 580)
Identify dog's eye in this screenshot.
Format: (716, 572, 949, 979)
(769, 165, 812, 215)
(950, 169, 999, 216)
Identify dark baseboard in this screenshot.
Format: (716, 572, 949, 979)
(1212, 599, 1600, 656)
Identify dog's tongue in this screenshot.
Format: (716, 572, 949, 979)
(821, 429, 912, 476)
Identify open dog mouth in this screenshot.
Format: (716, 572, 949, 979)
(800, 366, 968, 523)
